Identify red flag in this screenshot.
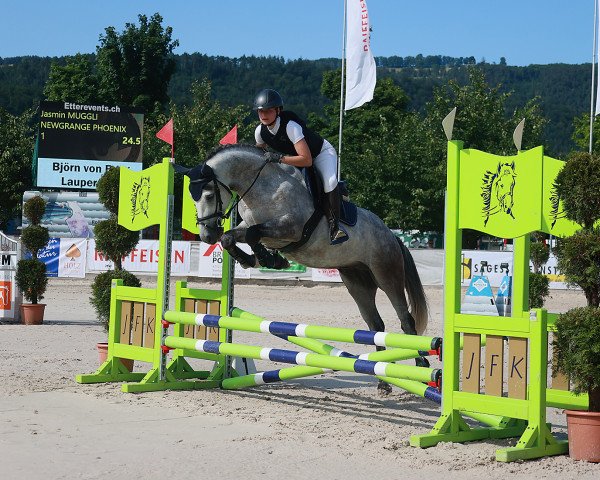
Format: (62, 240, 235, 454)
(156, 118, 174, 158)
(219, 125, 237, 145)
(156, 118, 173, 145)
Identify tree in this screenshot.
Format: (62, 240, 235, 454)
(420, 67, 547, 235)
(43, 54, 99, 103)
(0, 108, 34, 228)
(166, 79, 251, 169)
(315, 71, 426, 229)
(96, 13, 179, 112)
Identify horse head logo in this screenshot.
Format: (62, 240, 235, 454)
(481, 161, 517, 226)
(130, 176, 151, 221)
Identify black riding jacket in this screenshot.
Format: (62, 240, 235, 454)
(260, 111, 324, 158)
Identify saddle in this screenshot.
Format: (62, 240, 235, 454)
(279, 167, 357, 253)
(303, 167, 357, 227)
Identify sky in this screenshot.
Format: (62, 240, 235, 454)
(0, 1, 597, 67)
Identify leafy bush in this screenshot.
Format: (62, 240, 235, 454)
(554, 228, 600, 307)
(93, 217, 140, 270)
(528, 272, 549, 308)
(96, 166, 120, 215)
(15, 258, 48, 304)
(17, 196, 49, 306)
(20, 225, 50, 259)
(23, 195, 46, 225)
(90, 269, 141, 331)
(530, 240, 549, 273)
(552, 307, 600, 411)
(554, 152, 600, 229)
(92, 168, 141, 329)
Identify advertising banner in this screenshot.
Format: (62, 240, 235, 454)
(461, 250, 568, 289)
(86, 240, 191, 275)
(28, 238, 88, 278)
(22, 191, 110, 238)
(197, 242, 251, 279)
(0, 232, 20, 320)
(37, 101, 144, 190)
(311, 268, 342, 283)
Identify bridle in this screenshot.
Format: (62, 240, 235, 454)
(193, 159, 270, 228)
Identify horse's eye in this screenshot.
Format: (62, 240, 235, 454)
(205, 192, 215, 200)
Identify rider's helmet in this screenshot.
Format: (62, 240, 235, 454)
(253, 89, 283, 110)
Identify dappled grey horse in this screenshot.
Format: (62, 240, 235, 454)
(177, 144, 429, 391)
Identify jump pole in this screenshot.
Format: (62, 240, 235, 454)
(162, 336, 441, 384)
(163, 310, 441, 352)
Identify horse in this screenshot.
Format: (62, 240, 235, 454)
(177, 144, 429, 392)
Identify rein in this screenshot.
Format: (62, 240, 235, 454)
(195, 159, 270, 226)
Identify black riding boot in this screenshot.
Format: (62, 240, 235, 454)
(324, 186, 349, 245)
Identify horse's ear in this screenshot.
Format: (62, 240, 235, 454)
(172, 163, 191, 175)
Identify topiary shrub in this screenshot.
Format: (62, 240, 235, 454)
(15, 258, 48, 304)
(529, 236, 550, 308)
(554, 152, 600, 230)
(96, 166, 120, 215)
(552, 149, 600, 414)
(554, 228, 600, 307)
(23, 195, 47, 226)
(530, 240, 550, 273)
(91, 168, 141, 331)
(17, 195, 50, 305)
(94, 217, 140, 270)
(528, 272, 549, 308)
(90, 269, 142, 331)
(553, 306, 600, 411)
(20, 225, 50, 259)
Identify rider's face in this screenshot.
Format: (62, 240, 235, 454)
(258, 107, 278, 126)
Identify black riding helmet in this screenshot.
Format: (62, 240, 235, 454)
(253, 89, 283, 110)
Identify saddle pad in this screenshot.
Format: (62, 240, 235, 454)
(340, 200, 357, 227)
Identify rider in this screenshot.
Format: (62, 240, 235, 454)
(253, 88, 348, 245)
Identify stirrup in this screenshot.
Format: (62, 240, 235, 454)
(330, 225, 349, 245)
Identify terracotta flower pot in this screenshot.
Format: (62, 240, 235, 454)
(566, 409, 600, 462)
(20, 304, 46, 325)
(96, 342, 134, 372)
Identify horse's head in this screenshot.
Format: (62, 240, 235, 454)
(174, 161, 233, 244)
(495, 162, 516, 214)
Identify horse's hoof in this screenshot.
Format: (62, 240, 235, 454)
(377, 381, 392, 396)
(273, 255, 290, 269)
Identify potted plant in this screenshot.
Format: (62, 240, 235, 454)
(552, 151, 600, 462)
(91, 167, 141, 366)
(15, 195, 49, 324)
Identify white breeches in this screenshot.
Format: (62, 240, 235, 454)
(313, 143, 338, 193)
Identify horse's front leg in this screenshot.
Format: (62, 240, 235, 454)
(226, 216, 296, 270)
(220, 222, 258, 269)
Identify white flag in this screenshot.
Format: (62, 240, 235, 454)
(596, 0, 600, 115)
(345, 0, 376, 111)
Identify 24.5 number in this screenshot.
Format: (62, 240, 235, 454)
(122, 136, 141, 145)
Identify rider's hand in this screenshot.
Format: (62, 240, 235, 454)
(264, 151, 284, 164)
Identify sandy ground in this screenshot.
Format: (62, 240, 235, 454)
(1, 276, 599, 480)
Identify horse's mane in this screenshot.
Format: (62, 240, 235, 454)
(205, 143, 264, 161)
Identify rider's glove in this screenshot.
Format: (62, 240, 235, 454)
(264, 151, 284, 164)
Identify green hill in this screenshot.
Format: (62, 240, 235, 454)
(0, 53, 592, 155)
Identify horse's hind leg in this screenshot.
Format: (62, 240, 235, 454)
(367, 259, 430, 369)
(338, 266, 393, 395)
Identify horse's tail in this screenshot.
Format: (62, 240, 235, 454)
(396, 237, 428, 335)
